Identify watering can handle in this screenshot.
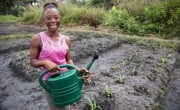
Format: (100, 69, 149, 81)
(38, 64, 76, 92)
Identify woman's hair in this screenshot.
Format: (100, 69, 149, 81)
(43, 2, 59, 14)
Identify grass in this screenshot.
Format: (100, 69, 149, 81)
(0, 34, 33, 41)
(62, 28, 180, 51)
(0, 15, 19, 22)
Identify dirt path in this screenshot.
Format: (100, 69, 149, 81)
(0, 22, 179, 110)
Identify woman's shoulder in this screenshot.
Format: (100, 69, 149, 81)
(31, 32, 45, 42)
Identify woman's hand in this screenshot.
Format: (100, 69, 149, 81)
(43, 60, 59, 72)
(77, 67, 92, 80)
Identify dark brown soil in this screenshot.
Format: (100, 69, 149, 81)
(0, 22, 179, 110)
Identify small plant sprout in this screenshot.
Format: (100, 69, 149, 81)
(86, 78, 92, 84)
(147, 74, 156, 81)
(152, 102, 160, 110)
(120, 59, 127, 66)
(116, 73, 125, 84)
(128, 55, 132, 61)
(167, 54, 172, 59)
(111, 65, 117, 70)
(160, 57, 167, 64)
(85, 96, 102, 110)
(105, 85, 112, 99)
(158, 86, 166, 97)
(139, 62, 144, 69)
(131, 66, 137, 76)
(16, 53, 22, 60)
(134, 51, 139, 57)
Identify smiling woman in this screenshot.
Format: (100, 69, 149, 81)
(29, 2, 90, 110)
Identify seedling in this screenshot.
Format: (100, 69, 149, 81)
(134, 51, 139, 57)
(139, 62, 144, 69)
(105, 85, 112, 99)
(16, 53, 22, 60)
(116, 73, 125, 84)
(130, 66, 137, 76)
(158, 86, 166, 97)
(147, 74, 156, 81)
(87, 78, 92, 83)
(120, 59, 127, 66)
(128, 55, 132, 61)
(167, 54, 172, 59)
(152, 102, 160, 110)
(85, 96, 102, 110)
(111, 65, 117, 70)
(160, 57, 167, 64)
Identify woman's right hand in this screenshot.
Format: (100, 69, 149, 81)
(43, 60, 59, 72)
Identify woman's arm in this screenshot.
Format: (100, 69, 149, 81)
(30, 34, 58, 71)
(30, 34, 43, 67)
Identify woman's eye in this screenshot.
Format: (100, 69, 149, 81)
(46, 17, 51, 20)
(54, 16, 59, 19)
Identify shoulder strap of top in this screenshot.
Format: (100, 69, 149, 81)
(59, 34, 67, 45)
(39, 32, 52, 45)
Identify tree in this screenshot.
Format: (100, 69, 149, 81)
(0, 0, 38, 15)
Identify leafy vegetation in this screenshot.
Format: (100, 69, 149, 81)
(0, 0, 179, 40)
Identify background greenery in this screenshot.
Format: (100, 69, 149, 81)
(0, 0, 179, 39)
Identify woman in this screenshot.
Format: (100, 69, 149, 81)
(30, 2, 88, 110)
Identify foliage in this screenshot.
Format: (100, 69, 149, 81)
(20, 5, 43, 25)
(58, 4, 105, 27)
(104, 6, 143, 35)
(13, 0, 180, 38)
(0, 0, 37, 16)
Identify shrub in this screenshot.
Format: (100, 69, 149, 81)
(20, 5, 43, 25)
(60, 4, 104, 27)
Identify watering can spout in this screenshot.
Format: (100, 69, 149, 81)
(78, 50, 99, 89)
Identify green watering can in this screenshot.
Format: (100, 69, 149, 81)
(38, 51, 99, 107)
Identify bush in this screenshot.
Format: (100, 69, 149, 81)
(104, 6, 143, 35)
(20, 5, 43, 25)
(60, 4, 104, 27)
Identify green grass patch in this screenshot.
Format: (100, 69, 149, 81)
(0, 34, 33, 41)
(63, 29, 180, 51)
(0, 15, 19, 22)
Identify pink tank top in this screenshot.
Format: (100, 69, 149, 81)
(38, 32, 69, 81)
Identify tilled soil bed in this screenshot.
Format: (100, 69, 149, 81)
(0, 22, 180, 110)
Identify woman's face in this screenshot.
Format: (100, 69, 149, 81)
(44, 8, 60, 32)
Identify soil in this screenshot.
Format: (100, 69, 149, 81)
(0, 22, 179, 110)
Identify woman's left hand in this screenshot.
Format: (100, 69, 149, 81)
(77, 67, 92, 80)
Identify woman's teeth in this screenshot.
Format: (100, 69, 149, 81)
(51, 25, 57, 28)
